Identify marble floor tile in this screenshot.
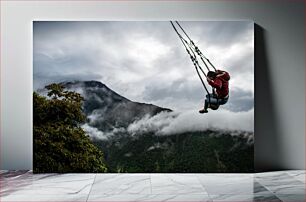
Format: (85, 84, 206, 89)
(210, 194, 254, 201)
(198, 174, 254, 195)
(255, 170, 291, 176)
(253, 194, 282, 202)
(90, 174, 151, 195)
(1, 194, 89, 201)
(1, 170, 306, 202)
(286, 170, 306, 183)
(1, 173, 96, 196)
(0, 170, 31, 180)
(88, 194, 211, 202)
(275, 194, 306, 202)
(211, 194, 283, 202)
(1, 171, 46, 196)
(256, 173, 305, 195)
(286, 170, 306, 175)
(253, 181, 282, 201)
(150, 174, 208, 195)
(253, 180, 280, 197)
(255, 171, 297, 180)
(268, 184, 305, 195)
(253, 181, 269, 194)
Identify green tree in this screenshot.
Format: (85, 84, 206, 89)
(33, 83, 108, 173)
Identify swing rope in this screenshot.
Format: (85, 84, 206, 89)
(170, 21, 210, 95)
(174, 21, 217, 72)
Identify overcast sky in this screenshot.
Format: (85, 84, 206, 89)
(34, 21, 254, 112)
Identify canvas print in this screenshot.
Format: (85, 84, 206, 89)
(33, 21, 254, 173)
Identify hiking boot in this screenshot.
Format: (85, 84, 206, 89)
(199, 108, 208, 114)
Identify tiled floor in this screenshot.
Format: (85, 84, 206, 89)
(0, 170, 305, 201)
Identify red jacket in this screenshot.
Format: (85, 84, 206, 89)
(207, 70, 230, 98)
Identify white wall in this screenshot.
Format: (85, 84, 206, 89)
(1, 0, 304, 170)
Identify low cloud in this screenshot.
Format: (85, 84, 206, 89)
(128, 109, 254, 136)
(82, 123, 108, 140)
(82, 123, 125, 140)
(83, 109, 253, 141)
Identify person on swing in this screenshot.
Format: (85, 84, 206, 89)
(199, 70, 230, 113)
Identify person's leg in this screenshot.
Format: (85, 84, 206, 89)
(207, 96, 219, 106)
(218, 97, 229, 105)
(200, 96, 229, 113)
(200, 94, 217, 113)
(199, 99, 209, 113)
(204, 99, 208, 109)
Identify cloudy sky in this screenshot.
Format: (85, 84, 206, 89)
(34, 21, 254, 112)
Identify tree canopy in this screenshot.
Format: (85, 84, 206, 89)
(33, 83, 108, 173)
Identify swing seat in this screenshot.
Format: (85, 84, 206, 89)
(209, 104, 219, 110)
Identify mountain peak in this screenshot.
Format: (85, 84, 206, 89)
(62, 80, 171, 131)
(61, 80, 106, 88)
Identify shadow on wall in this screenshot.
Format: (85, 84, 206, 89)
(254, 24, 284, 172)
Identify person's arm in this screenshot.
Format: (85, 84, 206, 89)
(207, 78, 222, 89)
(216, 70, 226, 78)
